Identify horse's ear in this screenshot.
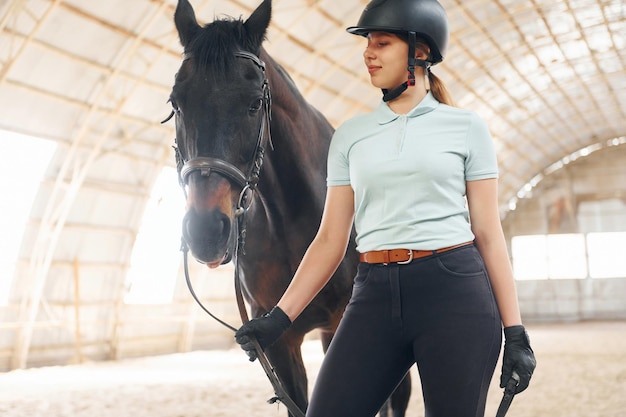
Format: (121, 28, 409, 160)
(175, 0, 201, 48)
(244, 0, 272, 48)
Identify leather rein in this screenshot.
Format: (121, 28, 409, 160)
(165, 50, 305, 417)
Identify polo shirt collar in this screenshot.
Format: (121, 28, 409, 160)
(376, 91, 439, 125)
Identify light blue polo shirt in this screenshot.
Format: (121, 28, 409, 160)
(327, 92, 498, 252)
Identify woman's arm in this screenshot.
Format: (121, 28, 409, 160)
(466, 178, 522, 327)
(467, 178, 536, 392)
(277, 185, 355, 321)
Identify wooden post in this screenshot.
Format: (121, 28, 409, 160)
(73, 257, 84, 363)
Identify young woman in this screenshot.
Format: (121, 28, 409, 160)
(235, 0, 536, 415)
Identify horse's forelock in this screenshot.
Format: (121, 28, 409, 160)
(186, 17, 261, 75)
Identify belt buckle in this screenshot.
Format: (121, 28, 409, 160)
(396, 250, 414, 265)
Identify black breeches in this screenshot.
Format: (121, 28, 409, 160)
(306, 245, 502, 417)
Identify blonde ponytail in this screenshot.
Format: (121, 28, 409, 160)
(428, 70, 454, 106)
(414, 37, 454, 106)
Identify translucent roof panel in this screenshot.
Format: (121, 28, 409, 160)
(0, 0, 623, 321)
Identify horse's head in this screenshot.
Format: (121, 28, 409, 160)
(168, 0, 272, 267)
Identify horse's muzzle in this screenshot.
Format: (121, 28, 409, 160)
(182, 208, 233, 265)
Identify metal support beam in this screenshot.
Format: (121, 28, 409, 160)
(11, 0, 173, 370)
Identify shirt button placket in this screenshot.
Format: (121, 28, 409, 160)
(397, 115, 407, 153)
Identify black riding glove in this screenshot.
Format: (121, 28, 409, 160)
(500, 325, 536, 394)
(234, 306, 292, 362)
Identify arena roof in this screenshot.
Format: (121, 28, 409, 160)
(0, 0, 625, 367)
(2, 0, 625, 211)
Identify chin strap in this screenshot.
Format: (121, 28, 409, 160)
(382, 81, 408, 102)
(382, 31, 431, 102)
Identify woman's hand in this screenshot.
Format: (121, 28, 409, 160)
(501, 325, 536, 393)
(234, 306, 292, 361)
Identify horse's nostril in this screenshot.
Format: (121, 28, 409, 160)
(182, 212, 193, 242)
(180, 208, 233, 265)
(219, 216, 230, 237)
(182, 209, 231, 247)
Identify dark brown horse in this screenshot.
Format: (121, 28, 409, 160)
(168, 1, 410, 415)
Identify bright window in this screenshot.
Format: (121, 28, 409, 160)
(587, 232, 626, 278)
(546, 234, 587, 279)
(0, 131, 56, 305)
(512, 232, 625, 280)
(124, 167, 185, 304)
(511, 235, 548, 280)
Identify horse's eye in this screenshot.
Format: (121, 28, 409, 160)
(249, 98, 263, 113)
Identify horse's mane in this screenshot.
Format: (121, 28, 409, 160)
(186, 17, 263, 75)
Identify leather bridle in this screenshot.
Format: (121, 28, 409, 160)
(172, 50, 272, 229)
(164, 50, 305, 417)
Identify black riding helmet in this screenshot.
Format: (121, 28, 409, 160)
(347, 0, 449, 101)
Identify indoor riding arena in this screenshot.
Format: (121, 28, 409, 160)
(1, 1, 625, 417)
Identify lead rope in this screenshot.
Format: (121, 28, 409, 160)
(181, 234, 305, 417)
(181, 240, 237, 331)
(180, 192, 305, 417)
(232, 215, 306, 417)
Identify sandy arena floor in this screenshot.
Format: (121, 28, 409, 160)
(1, 320, 625, 417)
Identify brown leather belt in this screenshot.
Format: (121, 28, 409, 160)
(359, 241, 473, 265)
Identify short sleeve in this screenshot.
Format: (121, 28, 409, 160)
(465, 112, 499, 181)
(326, 126, 351, 186)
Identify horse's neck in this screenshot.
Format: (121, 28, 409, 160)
(261, 49, 334, 189)
(236, 51, 335, 266)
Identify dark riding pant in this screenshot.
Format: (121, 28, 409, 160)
(306, 244, 502, 417)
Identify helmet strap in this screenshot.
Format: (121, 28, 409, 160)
(381, 31, 431, 102)
(382, 82, 408, 102)
(407, 31, 417, 87)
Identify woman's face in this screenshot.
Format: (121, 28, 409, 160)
(363, 32, 409, 90)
